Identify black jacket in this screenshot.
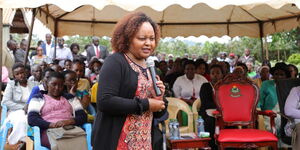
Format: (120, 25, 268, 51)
(92, 52, 168, 150)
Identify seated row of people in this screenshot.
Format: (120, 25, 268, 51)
(1, 61, 95, 148)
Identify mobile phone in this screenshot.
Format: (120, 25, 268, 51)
(63, 125, 75, 130)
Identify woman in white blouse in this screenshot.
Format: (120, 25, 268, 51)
(173, 60, 208, 106)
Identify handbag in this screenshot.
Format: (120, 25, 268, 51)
(47, 126, 87, 150)
(284, 120, 296, 137)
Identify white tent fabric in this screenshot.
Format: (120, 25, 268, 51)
(0, 0, 300, 37)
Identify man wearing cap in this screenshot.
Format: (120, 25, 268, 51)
(228, 53, 236, 72)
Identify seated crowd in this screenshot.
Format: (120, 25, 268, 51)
(1, 34, 300, 149)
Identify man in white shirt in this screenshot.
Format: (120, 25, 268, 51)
(49, 38, 73, 67)
(41, 33, 54, 58)
(173, 60, 208, 105)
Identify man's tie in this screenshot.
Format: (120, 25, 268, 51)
(96, 46, 99, 58)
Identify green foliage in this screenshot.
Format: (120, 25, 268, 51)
(287, 53, 300, 65)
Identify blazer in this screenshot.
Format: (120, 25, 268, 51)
(1, 80, 36, 111)
(86, 45, 108, 62)
(2, 48, 14, 78)
(41, 42, 55, 55)
(92, 52, 168, 150)
(14, 49, 26, 64)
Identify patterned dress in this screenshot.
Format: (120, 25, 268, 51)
(117, 55, 155, 150)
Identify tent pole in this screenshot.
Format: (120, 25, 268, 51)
(0, 8, 3, 100)
(259, 22, 264, 62)
(53, 20, 58, 59)
(24, 8, 36, 65)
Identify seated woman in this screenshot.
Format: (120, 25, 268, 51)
(288, 64, 298, 79)
(173, 60, 207, 125)
(195, 60, 210, 81)
(27, 72, 87, 148)
(1, 63, 35, 145)
(87, 59, 102, 85)
(253, 66, 270, 88)
(72, 59, 91, 91)
(173, 60, 208, 106)
(63, 70, 93, 123)
(198, 64, 224, 149)
(258, 62, 290, 137)
(30, 46, 50, 65)
(284, 86, 300, 149)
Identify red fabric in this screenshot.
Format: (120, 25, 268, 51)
(216, 83, 256, 122)
(218, 129, 278, 142)
(204, 74, 211, 81)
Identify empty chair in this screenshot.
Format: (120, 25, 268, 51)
(213, 74, 278, 150)
(166, 97, 194, 134)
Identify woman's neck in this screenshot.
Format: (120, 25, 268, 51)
(48, 94, 61, 100)
(19, 81, 27, 87)
(125, 52, 146, 67)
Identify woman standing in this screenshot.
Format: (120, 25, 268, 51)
(92, 12, 167, 150)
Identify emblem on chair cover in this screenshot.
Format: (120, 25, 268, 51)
(230, 85, 241, 97)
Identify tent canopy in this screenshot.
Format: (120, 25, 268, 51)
(3, 8, 30, 33)
(1, 0, 300, 38)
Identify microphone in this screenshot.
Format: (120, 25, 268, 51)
(146, 58, 162, 96)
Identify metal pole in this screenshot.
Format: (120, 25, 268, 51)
(0, 8, 3, 101)
(259, 22, 264, 62)
(264, 37, 269, 60)
(24, 8, 36, 65)
(53, 21, 58, 59)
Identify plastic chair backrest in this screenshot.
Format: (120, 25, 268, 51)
(28, 123, 92, 150)
(88, 104, 96, 117)
(0, 122, 12, 150)
(0, 104, 8, 126)
(166, 97, 194, 133)
(276, 78, 300, 145)
(192, 99, 201, 132)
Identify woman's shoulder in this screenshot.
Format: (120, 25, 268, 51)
(200, 82, 212, 90)
(32, 93, 44, 99)
(202, 82, 211, 87)
(62, 93, 76, 100)
(261, 80, 274, 86)
(195, 74, 208, 81)
(102, 52, 126, 68)
(106, 52, 124, 61)
(7, 80, 16, 85)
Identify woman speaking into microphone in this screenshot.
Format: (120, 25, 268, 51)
(92, 12, 168, 150)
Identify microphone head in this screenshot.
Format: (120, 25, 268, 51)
(146, 57, 155, 68)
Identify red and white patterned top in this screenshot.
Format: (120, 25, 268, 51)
(117, 54, 155, 150)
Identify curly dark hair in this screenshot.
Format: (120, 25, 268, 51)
(111, 12, 160, 52)
(70, 43, 80, 52)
